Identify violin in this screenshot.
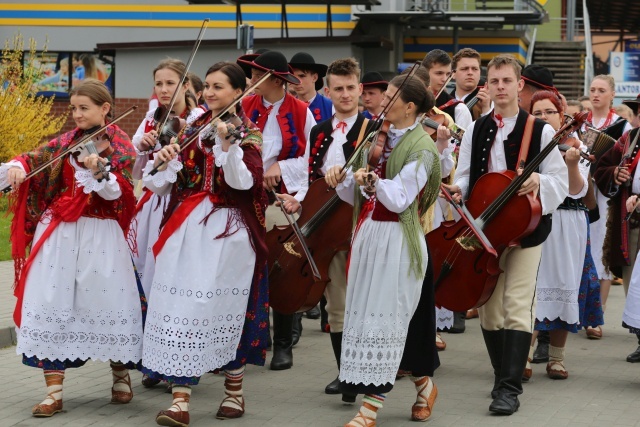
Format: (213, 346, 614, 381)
(420, 109, 465, 143)
(557, 142, 594, 164)
(69, 126, 114, 181)
(365, 119, 391, 169)
(153, 105, 185, 147)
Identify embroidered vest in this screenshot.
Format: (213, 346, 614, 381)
(469, 109, 551, 248)
(242, 93, 308, 161)
(308, 94, 333, 123)
(307, 113, 366, 184)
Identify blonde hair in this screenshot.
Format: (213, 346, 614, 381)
(591, 74, 616, 107)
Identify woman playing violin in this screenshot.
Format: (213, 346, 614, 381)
(328, 75, 441, 426)
(129, 60, 205, 391)
(523, 91, 603, 382)
(140, 62, 268, 426)
(0, 79, 143, 417)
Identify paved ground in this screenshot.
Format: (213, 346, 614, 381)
(1, 259, 639, 426)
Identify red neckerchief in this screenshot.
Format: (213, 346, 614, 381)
(334, 120, 348, 134)
(493, 112, 505, 128)
(587, 108, 616, 130)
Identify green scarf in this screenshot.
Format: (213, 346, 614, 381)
(352, 125, 441, 278)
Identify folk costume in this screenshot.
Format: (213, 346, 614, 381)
(140, 113, 269, 423)
(238, 50, 314, 371)
(2, 124, 143, 413)
(528, 139, 603, 379)
(336, 121, 441, 422)
(454, 109, 568, 414)
(130, 106, 205, 299)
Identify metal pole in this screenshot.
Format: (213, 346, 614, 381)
(453, 25, 459, 54)
(567, 0, 576, 41)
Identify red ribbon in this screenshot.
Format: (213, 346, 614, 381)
(494, 113, 505, 128)
(334, 121, 348, 134)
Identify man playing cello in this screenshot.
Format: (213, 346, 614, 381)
(446, 54, 568, 415)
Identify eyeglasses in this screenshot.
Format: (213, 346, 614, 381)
(532, 110, 559, 118)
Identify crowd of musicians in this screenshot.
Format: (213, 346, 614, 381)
(2, 44, 640, 427)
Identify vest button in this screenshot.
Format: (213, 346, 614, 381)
(486, 138, 491, 141)
(482, 158, 485, 161)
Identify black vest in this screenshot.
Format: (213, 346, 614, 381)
(436, 91, 459, 121)
(469, 109, 552, 248)
(308, 113, 366, 184)
(603, 117, 628, 141)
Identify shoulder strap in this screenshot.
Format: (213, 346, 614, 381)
(356, 118, 370, 147)
(516, 115, 536, 169)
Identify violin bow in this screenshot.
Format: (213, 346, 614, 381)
(2, 105, 138, 194)
(271, 190, 321, 279)
(148, 70, 274, 175)
(435, 73, 454, 99)
(154, 18, 210, 134)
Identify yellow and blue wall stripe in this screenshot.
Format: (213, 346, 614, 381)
(404, 37, 528, 65)
(0, 3, 355, 29)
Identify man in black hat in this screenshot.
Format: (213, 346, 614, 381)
(519, 64, 558, 112)
(238, 50, 316, 371)
(289, 52, 333, 123)
(360, 71, 387, 120)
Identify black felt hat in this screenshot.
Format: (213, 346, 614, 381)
(289, 52, 328, 91)
(522, 64, 556, 93)
(623, 94, 640, 114)
(237, 51, 300, 85)
(361, 71, 388, 91)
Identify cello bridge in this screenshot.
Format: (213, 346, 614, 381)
(456, 235, 481, 251)
(284, 242, 302, 258)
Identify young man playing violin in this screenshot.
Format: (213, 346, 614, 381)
(237, 50, 316, 371)
(447, 54, 568, 415)
(452, 48, 491, 121)
(277, 57, 367, 404)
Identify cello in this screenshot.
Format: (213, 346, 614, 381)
(427, 111, 588, 311)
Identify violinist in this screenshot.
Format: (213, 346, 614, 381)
(1, 79, 143, 417)
(329, 74, 442, 426)
(140, 62, 268, 425)
(278, 57, 367, 403)
(360, 71, 387, 120)
(237, 50, 315, 371)
(421, 49, 472, 131)
(130, 59, 205, 332)
(449, 55, 568, 415)
(452, 48, 490, 121)
(523, 91, 603, 383)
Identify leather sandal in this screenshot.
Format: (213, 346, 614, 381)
(435, 333, 446, 351)
(32, 393, 63, 417)
(522, 357, 532, 382)
(156, 393, 190, 427)
(546, 361, 568, 380)
(216, 392, 245, 419)
(111, 370, 133, 404)
(586, 326, 602, 340)
(345, 410, 376, 427)
(411, 377, 438, 422)
(142, 374, 161, 388)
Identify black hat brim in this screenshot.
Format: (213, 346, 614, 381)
(362, 81, 388, 91)
(289, 62, 327, 91)
(237, 58, 301, 85)
(623, 99, 640, 113)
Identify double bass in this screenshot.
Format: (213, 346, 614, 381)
(427, 111, 588, 311)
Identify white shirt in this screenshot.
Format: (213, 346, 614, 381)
(260, 95, 316, 198)
(454, 111, 568, 215)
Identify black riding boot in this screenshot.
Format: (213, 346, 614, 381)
(532, 330, 549, 363)
(270, 310, 294, 370)
(489, 329, 532, 415)
(481, 328, 504, 399)
(292, 312, 303, 346)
